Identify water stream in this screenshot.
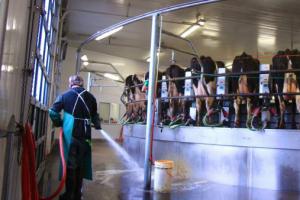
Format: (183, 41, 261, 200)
(99, 129, 141, 170)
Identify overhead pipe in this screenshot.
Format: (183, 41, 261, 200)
(161, 44, 198, 57)
(75, 0, 223, 74)
(80, 60, 125, 82)
(162, 30, 200, 59)
(77, 0, 221, 49)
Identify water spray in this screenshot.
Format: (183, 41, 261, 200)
(99, 129, 140, 169)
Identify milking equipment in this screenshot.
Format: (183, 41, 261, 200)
(184, 71, 196, 122)
(160, 75, 169, 124)
(216, 67, 229, 125)
(252, 64, 271, 130)
(283, 58, 297, 102)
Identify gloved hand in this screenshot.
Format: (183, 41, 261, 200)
(91, 113, 102, 130)
(91, 124, 101, 130)
(95, 125, 102, 130)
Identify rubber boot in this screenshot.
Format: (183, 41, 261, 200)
(60, 168, 77, 200)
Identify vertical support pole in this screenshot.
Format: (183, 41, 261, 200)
(87, 72, 91, 91)
(2, 116, 16, 200)
(0, 0, 9, 78)
(144, 13, 160, 190)
(75, 49, 81, 75)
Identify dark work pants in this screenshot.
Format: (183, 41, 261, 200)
(60, 138, 90, 200)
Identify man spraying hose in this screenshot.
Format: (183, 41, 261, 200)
(49, 75, 101, 200)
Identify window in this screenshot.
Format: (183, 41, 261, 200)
(99, 102, 121, 124)
(99, 102, 110, 123)
(110, 103, 120, 124)
(30, 0, 59, 176)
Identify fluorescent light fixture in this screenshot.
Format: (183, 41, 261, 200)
(203, 38, 220, 48)
(81, 55, 88, 61)
(6, 24, 11, 31)
(258, 35, 276, 46)
(112, 63, 125, 66)
(225, 62, 232, 69)
(83, 61, 89, 66)
(104, 73, 120, 81)
(1, 65, 13, 72)
(12, 19, 16, 30)
(198, 19, 206, 26)
(180, 25, 200, 38)
(202, 30, 219, 37)
(95, 26, 123, 41)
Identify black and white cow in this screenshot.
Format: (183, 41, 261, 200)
(230, 52, 260, 127)
(272, 49, 300, 128)
(121, 74, 146, 123)
(164, 64, 186, 124)
(189, 56, 217, 126)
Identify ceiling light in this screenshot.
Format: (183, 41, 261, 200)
(83, 61, 89, 66)
(198, 19, 206, 26)
(1, 65, 13, 72)
(258, 35, 276, 46)
(95, 26, 123, 41)
(112, 63, 125, 66)
(203, 38, 220, 47)
(180, 25, 200, 38)
(81, 55, 88, 61)
(202, 30, 219, 37)
(104, 73, 120, 81)
(225, 62, 232, 69)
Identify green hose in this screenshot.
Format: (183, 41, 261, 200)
(202, 109, 223, 127)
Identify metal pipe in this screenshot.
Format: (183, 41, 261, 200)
(161, 44, 198, 57)
(159, 92, 300, 99)
(78, 0, 222, 49)
(87, 72, 91, 91)
(91, 60, 125, 81)
(124, 91, 300, 105)
(144, 14, 160, 190)
(123, 68, 300, 90)
(76, 48, 81, 74)
(91, 84, 123, 88)
(162, 30, 200, 58)
(81, 60, 125, 81)
(0, 0, 9, 78)
(86, 70, 118, 74)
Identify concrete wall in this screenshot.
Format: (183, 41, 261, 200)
(59, 46, 148, 139)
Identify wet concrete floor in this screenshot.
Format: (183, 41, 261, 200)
(44, 140, 300, 200)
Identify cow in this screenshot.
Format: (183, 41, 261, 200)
(142, 71, 166, 124)
(272, 49, 300, 128)
(189, 56, 217, 126)
(121, 74, 146, 124)
(143, 71, 163, 99)
(230, 52, 260, 128)
(164, 64, 186, 126)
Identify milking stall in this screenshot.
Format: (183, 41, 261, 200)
(2, 0, 300, 199)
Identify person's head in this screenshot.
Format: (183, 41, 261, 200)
(69, 75, 84, 88)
